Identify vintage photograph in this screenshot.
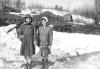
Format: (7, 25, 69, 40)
(0, 0, 99, 69)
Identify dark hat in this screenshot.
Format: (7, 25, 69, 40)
(24, 14, 33, 23)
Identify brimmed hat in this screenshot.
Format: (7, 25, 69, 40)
(41, 16, 48, 22)
(24, 14, 33, 23)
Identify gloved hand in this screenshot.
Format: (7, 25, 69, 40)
(18, 35, 24, 41)
(48, 46, 51, 48)
(34, 41, 37, 45)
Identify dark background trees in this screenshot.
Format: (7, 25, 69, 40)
(54, 5, 63, 11)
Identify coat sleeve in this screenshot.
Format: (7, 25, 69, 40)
(18, 25, 24, 41)
(48, 26, 53, 46)
(33, 25, 40, 46)
(33, 26, 37, 42)
(37, 29, 40, 46)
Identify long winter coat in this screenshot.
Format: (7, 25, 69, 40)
(38, 25, 53, 56)
(19, 23, 36, 57)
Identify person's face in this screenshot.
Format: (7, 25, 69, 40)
(42, 19, 47, 26)
(25, 18, 31, 24)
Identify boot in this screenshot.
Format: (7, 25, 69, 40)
(46, 59, 48, 63)
(28, 63, 32, 69)
(41, 59, 45, 69)
(42, 59, 44, 64)
(24, 63, 28, 69)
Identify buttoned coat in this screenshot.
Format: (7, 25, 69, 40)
(19, 23, 36, 57)
(38, 25, 53, 56)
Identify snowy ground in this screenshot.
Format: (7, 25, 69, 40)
(0, 24, 100, 68)
(52, 31, 100, 55)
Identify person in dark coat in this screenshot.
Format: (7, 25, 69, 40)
(37, 16, 53, 63)
(18, 14, 36, 69)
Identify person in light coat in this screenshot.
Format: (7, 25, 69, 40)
(37, 16, 53, 63)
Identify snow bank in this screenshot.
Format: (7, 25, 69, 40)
(0, 59, 4, 67)
(21, 9, 32, 14)
(21, 9, 40, 15)
(52, 31, 100, 56)
(72, 14, 95, 24)
(0, 24, 24, 61)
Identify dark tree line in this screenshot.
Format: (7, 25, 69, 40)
(54, 5, 63, 11)
(72, 0, 100, 25)
(0, 0, 25, 11)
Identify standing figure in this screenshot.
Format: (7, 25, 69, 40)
(38, 16, 53, 64)
(19, 14, 36, 69)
